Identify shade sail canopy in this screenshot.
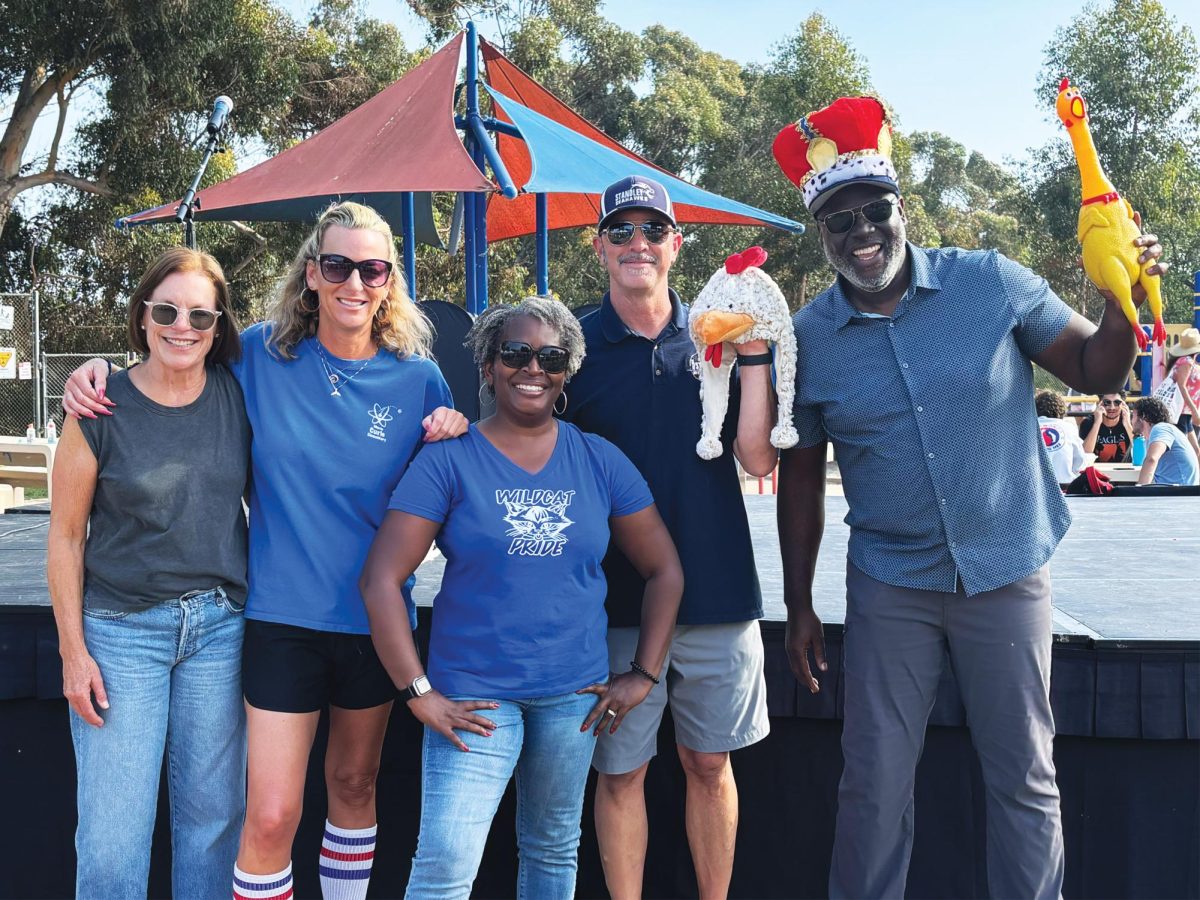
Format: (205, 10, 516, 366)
(118, 32, 492, 244)
(481, 40, 802, 240)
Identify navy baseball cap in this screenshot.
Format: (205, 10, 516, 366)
(598, 176, 676, 230)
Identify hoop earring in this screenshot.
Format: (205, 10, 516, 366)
(299, 289, 319, 314)
(554, 389, 568, 416)
(478, 380, 494, 406)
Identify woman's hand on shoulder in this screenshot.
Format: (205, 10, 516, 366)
(406, 691, 498, 751)
(578, 672, 654, 736)
(63, 359, 116, 419)
(61, 650, 108, 728)
(422, 407, 468, 443)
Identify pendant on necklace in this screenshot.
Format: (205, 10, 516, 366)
(328, 373, 339, 385)
(330, 388, 341, 397)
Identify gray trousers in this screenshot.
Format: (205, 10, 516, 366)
(830, 562, 1064, 900)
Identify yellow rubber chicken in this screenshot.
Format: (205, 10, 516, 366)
(1055, 77, 1164, 349)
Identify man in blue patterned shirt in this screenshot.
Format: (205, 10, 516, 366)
(767, 97, 1168, 899)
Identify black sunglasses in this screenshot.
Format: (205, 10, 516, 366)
(317, 254, 393, 288)
(498, 341, 571, 374)
(1100, 400, 1123, 407)
(819, 197, 899, 235)
(144, 301, 222, 332)
(601, 221, 675, 246)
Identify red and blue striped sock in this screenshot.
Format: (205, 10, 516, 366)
(233, 863, 293, 900)
(319, 820, 376, 900)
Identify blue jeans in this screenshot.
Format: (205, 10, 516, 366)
(405, 690, 599, 900)
(70, 588, 246, 900)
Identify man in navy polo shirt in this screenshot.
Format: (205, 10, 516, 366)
(768, 97, 1168, 899)
(562, 175, 778, 899)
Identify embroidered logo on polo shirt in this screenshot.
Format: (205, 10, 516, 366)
(496, 489, 575, 557)
(367, 403, 394, 442)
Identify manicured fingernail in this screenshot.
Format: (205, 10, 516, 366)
(484, 731, 492, 737)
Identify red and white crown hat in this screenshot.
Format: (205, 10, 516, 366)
(772, 96, 900, 215)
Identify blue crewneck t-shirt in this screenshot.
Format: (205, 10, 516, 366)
(230, 323, 452, 634)
(388, 421, 654, 698)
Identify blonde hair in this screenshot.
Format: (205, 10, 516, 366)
(266, 201, 433, 360)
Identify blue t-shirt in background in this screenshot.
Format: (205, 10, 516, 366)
(230, 323, 453, 634)
(1148, 422, 1199, 485)
(389, 421, 654, 699)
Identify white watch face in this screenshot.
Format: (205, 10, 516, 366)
(410, 675, 431, 697)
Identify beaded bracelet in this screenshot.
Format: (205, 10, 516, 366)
(629, 660, 661, 685)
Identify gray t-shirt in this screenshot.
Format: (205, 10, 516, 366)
(78, 364, 250, 612)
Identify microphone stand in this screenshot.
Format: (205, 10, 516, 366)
(175, 121, 228, 250)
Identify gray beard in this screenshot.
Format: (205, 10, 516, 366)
(829, 233, 907, 293)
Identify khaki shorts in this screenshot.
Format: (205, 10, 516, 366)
(592, 620, 770, 775)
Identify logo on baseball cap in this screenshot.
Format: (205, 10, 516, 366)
(598, 176, 676, 229)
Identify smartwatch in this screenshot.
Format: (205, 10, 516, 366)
(406, 674, 432, 700)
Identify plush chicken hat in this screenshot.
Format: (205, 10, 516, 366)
(688, 247, 799, 460)
(772, 96, 899, 214)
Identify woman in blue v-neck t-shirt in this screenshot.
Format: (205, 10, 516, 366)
(361, 297, 683, 899)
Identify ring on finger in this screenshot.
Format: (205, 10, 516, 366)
(605, 708, 618, 719)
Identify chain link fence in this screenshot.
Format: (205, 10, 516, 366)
(42, 353, 137, 434)
(0, 293, 40, 436)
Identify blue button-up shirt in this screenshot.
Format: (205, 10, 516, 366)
(792, 245, 1073, 596)
(564, 291, 762, 626)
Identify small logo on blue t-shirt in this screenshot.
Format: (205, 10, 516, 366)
(368, 403, 395, 442)
(496, 488, 575, 557)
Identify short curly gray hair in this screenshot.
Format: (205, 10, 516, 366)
(466, 296, 587, 380)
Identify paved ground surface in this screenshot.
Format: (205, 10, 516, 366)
(8, 496, 1197, 641)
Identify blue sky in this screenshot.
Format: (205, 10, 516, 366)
(327, 0, 1199, 168)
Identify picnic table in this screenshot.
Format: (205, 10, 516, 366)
(0, 437, 55, 505)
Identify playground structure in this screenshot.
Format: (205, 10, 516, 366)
(116, 25, 802, 314)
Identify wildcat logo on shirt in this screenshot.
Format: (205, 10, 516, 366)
(496, 489, 575, 557)
(367, 403, 394, 442)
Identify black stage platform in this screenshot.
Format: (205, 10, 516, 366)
(2, 497, 1197, 898)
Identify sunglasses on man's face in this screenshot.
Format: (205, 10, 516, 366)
(819, 197, 899, 235)
(498, 341, 571, 374)
(601, 221, 675, 246)
(1101, 400, 1123, 407)
(144, 301, 222, 332)
(317, 253, 393, 288)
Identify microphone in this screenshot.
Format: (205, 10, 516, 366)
(206, 96, 233, 134)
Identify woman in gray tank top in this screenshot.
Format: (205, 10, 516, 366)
(47, 248, 250, 900)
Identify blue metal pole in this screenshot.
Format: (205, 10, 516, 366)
(474, 150, 489, 309)
(463, 189, 478, 314)
(536, 193, 549, 295)
(401, 191, 416, 299)
(1193, 271, 1199, 330)
(465, 22, 490, 310)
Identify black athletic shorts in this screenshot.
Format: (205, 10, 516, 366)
(242, 619, 398, 713)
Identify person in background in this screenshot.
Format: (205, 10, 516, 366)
(361, 298, 682, 899)
(1036, 389, 1086, 484)
(1081, 391, 1133, 462)
(48, 248, 249, 899)
(1131, 396, 1199, 486)
(1168, 328, 1200, 458)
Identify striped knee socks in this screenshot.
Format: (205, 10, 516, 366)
(319, 820, 376, 900)
(233, 863, 293, 900)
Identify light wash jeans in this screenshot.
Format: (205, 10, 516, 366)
(69, 587, 246, 900)
(405, 690, 599, 900)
